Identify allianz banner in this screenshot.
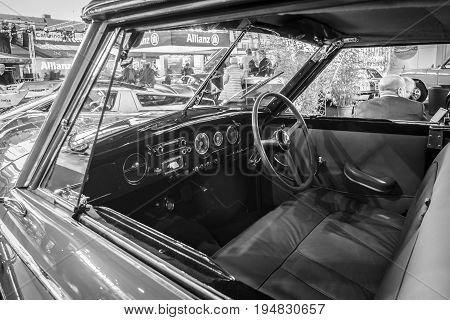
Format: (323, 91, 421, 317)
(138, 30, 230, 48)
(35, 58, 73, 80)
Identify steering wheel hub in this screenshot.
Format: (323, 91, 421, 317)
(272, 129, 291, 151)
(252, 92, 315, 191)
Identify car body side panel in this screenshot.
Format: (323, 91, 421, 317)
(437, 67, 450, 87)
(402, 69, 437, 88)
(119, 90, 139, 113)
(0, 188, 194, 300)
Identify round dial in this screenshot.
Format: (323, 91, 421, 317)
(226, 125, 239, 144)
(213, 131, 224, 147)
(194, 132, 210, 155)
(123, 153, 147, 185)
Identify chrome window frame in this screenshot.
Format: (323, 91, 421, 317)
(16, 23, 119, 190)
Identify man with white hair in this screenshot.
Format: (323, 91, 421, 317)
(355, 74, 427, 120)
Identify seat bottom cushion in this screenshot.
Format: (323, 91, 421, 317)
(214, 188, 404, 299)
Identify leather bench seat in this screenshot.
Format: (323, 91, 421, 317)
(214, 188, 404, 299)
(215, 145, 450, 299)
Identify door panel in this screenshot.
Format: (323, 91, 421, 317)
(311, 129, 427, 213)
(267, 118, 429, 214)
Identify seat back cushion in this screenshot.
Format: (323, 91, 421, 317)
(376, 145, 450, 299)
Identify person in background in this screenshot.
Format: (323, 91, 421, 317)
(256, 49, 272, 77)
(248, 59, 259, 76)
(241, 48, 255, 76)
(219, 56, 244, 102)
(140, 63, 157, 87)
(122, 62, 136, 84)
(0, 63, 15, 86)
(354, 74, 428, 121)
(163, 66, 173, 85)
(181, 62, 194, 84)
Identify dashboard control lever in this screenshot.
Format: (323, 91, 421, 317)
(314, 156, 326, 175)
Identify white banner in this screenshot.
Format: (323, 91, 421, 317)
(0, 300, 447, 320)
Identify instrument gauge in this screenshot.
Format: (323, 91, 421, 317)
(226, 125, 239, 144)
(213, 131, 224, 146)
(194, 133, 210, 155)
(123, 153, 147, 185)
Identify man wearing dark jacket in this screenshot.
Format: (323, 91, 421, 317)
(354, 74, 427, 121)
(256, 49, 272, 77)
(0, 64, 15, 86)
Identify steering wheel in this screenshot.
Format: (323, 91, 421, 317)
(252, 92, 315, 191)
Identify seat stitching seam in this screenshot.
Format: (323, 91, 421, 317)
(258, 208, 330, 289)
(327, 219, 396, 261)
(282, 268, 333, 299)
(295, 250, 373, 295)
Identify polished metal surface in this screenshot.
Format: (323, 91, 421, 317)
(0, 235, 22, 299)
(0, 197, 28, 217)
(0, 217, 70, 299)
(0, 189, 193, 299)
(80, 215, 228, 300)
(16, 23, 116, 189)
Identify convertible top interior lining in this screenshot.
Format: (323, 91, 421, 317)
(83, 0, 450, 46)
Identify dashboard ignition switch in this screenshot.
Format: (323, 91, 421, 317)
(164, 198, 175, 211)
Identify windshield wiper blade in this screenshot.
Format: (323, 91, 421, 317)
(181, 25, 251, 116)
(217, 71, 284, 107)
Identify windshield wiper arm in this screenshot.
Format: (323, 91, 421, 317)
(217, 71, 284, 107)
(240, 71, 284, 99)
(181, 25, 251, 116)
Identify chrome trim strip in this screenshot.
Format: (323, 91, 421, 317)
(17, 23, 117, 188)
(141, 110, 252, 135)
(0, 222, 69, 300)
(98, 206, 233, 279)
(36, 188, 77, 212)
(80, 215, 230, 300)
(0, 235, 22, 299)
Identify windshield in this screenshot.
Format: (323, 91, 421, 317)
(102, 27, 319, 121)
(39, 26, 319, 206)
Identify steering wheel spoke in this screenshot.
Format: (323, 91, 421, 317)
(261, 139, 280, 149)
(286, 120, 302, 136)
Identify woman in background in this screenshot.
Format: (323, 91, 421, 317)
(219, 57, 244, 102)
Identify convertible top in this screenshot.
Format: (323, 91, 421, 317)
(82, 0, 450, 47)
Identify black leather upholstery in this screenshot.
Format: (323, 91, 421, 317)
(377, 146, 450, 299)
(216, 144, 450, 299)
(214, 188, 404, 299)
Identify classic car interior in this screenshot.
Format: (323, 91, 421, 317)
(5, 0, 449, 300)
(69, 4, 450, 300)
(77, 90, 449, 299)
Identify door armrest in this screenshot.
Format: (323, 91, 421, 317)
(344, 163, 396, 193)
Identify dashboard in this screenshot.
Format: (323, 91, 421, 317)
(85, 111, 256, 204)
